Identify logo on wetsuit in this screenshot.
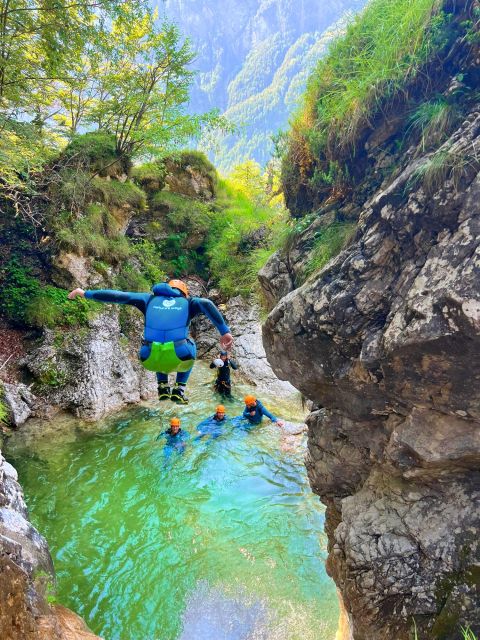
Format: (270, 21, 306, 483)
(151, 299, 182, 311)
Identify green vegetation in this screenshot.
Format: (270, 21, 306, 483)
(281, 0, 462, 202)
(92, 178, 146, 210)
(407, 97, 460, 151)
(131, 162, 167, 191)
(410, 146, 477, 195)
(302, 222, 356, 281)
(0, 259, 93, 329)
(300, 0, 446, 155)
(166, 151, 218, 189)
(413, 619, 478, 640)
(206, 178, 286, 296)
(0, 1, 226, 196)
(55, 204, 131, 263)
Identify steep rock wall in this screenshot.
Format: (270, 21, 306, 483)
(262, 107, 480, 638)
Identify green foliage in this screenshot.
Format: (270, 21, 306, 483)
(64, 132, 119, 172)
(92, 177, 146, 210)
(35, 359, 67, 388)
(410, 146, 476, 194)
(55, 204, 131, 263)
(304, 0, 447, 155)
(0, 2, 227, 200)
(0, 259, 43, 325)
(25, 286, 92, 329)
(152, 191, 214, 239)
(302, 222, 356, 281)
(0, 397, 8, 425)
(206, 179, 287, 297)
(167, 150, 218, 187)
(407, 97, 460, 151)
(0, 259, 92, 328)
(116, 241, 166, 292)
(131, 161, 167, 191)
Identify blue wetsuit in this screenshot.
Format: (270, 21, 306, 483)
(163, 428, 189, 458)
(84, 283, 230, 384)
(196, 415, 227, 439)
(242, 400, 277, 425)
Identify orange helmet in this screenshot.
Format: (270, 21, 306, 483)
(244, 395, 256, 405)
(168, 279, 189, 297)
(170, 417, 180, 426)
(216, 405, 226, 413)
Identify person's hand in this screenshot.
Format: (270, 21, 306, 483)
(249, 411, 256, 416)
(68, 288, 85, 300)
(213, 358, 224, 367)
(220, 333, 233, 350)
(275, 420, 285, 427)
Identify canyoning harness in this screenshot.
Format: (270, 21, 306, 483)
(141, 289, 194, 374)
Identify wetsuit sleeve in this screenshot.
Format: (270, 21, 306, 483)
(243, 406, 251, 419)
(84, 290, 151, 314)
(230, 359, 238, 370)
(257, 400, 277, 422)
(189, 298, 230, 335)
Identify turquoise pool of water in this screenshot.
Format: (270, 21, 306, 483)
(6, 365, 338, 640)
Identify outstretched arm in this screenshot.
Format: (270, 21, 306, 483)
(68, 288, 151, 314)
(257, 400, 281, 424)
(190, 298, 233, 349)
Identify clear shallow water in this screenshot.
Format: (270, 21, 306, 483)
(6, 365, 338, 640)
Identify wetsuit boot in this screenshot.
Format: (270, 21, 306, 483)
(171, 384, 189, 404)
(158, 384, 171, 401)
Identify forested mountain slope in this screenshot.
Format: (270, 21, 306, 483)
(163, 0, 368, 170)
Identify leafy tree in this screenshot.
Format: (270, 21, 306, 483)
(0, 1, 121, 110)
(88, 8, 227, 158)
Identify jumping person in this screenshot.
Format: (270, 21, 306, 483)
(68, 280, 233, 404)
(210, 350, 238, 397)
(242, 395, 284, 427)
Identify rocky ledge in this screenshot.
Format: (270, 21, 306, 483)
(262, 109, 480, 638)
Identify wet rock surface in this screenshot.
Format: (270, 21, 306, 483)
(192, 294, 298, 398)
(0, 453, 102, 639)
(262, 109, 480, 638)
(16, 309, 156, 423)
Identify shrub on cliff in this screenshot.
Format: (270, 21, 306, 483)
(0, 259, 92, 328)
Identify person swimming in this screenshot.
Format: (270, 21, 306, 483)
(242, 395, 284, 427)
(196, 405, 227, 440)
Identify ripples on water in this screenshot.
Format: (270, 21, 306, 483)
(7, 365, 338, 640)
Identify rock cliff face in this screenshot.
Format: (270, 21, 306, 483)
(3, 310, 157, 426)
(191, 291, 298, 397)
(0, 452, 101, 639)
(261, 105, 480, 636)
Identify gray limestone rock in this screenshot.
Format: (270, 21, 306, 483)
(21, 309, 157, 422)
(192, 295, 298, 398)
(2, 382, 36, 427)
(262, 107, 480, 637)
